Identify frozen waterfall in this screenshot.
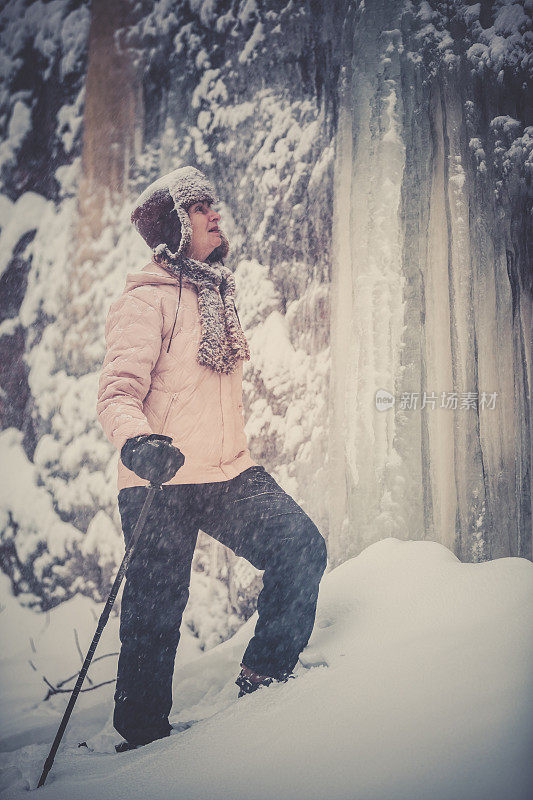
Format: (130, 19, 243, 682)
(328, 0, 531, 564)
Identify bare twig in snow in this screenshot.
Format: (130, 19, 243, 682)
(36, 650, 119, 701)
(43, 679, 116, 702)
(42, 675, 57, 696)
(74, 628, 93, 684)
(56, 652, 119, 689)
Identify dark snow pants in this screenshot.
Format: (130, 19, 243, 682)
(114, 465, 327, 745)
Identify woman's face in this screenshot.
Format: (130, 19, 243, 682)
(186, 200, 222, 261)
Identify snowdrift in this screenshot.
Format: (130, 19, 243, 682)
(1, 537, 532, 800)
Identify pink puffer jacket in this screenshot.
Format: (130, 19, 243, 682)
(96, 260, 256, 489)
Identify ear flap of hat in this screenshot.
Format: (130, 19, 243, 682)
(156, 208, 182, 253)
(174, 206, 191, 259)
(130, 188, 175, 250)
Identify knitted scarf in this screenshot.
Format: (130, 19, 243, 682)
(153, 244, 250, 375)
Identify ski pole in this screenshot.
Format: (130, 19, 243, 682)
(37, 481, 162, 789)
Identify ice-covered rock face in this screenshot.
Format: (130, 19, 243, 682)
(0, 1, 530, 616)
(327, 0, 532, 566)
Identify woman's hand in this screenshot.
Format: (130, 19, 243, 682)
(120, 434, 185, 485)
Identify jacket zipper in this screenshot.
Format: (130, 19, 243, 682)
(218, 373, 225, 466)
(160, 392, 177, 435)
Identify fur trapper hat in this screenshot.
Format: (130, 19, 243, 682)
(130, 166, 230, 263)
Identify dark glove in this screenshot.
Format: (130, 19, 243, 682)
(120, 434, 185, 485)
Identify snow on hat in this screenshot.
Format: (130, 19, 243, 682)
(130, 165, 229, 262)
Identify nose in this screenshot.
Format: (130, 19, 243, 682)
(209, 208, 220, 223)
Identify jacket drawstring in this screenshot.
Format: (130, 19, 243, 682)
(166, 267, 183, 353)
(233, 299, 242, 329)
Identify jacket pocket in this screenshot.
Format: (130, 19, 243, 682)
(160, 392, 178, 435)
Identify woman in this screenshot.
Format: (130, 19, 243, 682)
(96, 166, 327, 751)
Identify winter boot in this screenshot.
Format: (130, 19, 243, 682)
(115, 729, 171, 753)
(235, 665, 273, 697)
(115, 741, 142, 753)
(235, 664, 296, 697)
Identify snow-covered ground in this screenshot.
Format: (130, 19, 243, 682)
(1, 537, 532, 800)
